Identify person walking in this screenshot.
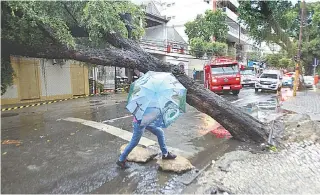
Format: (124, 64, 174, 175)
(117, 71, 187, 169)
(116, 116, 177, 169)
(192, 68, 197, 80)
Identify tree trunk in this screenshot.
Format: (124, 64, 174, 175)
(3, 36, 269, 143)
(175, 74, 268, 143)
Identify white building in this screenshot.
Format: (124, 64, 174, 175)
(139, 0, 280, 63)
(131, 0, 282, 82)
(138, 0, 195, 74)
(89, 0, 195, 92)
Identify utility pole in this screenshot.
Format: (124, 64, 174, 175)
(293, 0, 305, 96)
(117, 13, 134, 93)
(235, 23, 242, 62)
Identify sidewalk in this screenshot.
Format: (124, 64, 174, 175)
(282, 89, 320, 121)
(186, 142, 320, 194)
(1, 93, 128, 111)
(184, 88, 320, 194)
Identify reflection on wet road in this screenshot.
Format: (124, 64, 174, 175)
(1, 88, 294, 194)
(223, 87, 294, 122)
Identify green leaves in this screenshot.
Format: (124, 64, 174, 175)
(238, 1, 294, 47)
(1, 57, 15, 95)
(185, 9, 228, 58)
(265, 52, 294, 68)
(189, 37, 227, 58)
(185, 10, 228, 42)
(1, 1, 145, 94)
(238, 1, 320, 74)
(81, 1, 144, 43)
(3, 1, 145, 48)
(190, 37, 207, 58)
(247, 51, 264, 61)
(204, 10, 228, 42)
(206, 42, 227, 57)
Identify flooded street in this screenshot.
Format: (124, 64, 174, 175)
(0, 87, 303, 193)
(2, 0, 320, 193)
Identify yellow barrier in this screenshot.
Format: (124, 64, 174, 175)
(1, 91, 115, 112)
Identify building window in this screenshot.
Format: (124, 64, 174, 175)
(172, 16, 176, 19)
(167, 16, 171, 20)
(167, 3, 171, 7)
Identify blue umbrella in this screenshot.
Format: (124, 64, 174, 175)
(126, 71, 187, 128)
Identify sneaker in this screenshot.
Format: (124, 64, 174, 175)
(116, 160, 130, 169)
(162, 152, 177, 160)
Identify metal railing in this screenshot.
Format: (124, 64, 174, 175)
(227, 25, 249, 42)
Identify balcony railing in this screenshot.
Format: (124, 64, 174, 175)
(229, 0, 240, 8)
(223, 7, 238, 22)
(139, 39, 190, 55)
(228, 25, 248, 42)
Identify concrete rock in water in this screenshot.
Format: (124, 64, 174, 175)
(120, 144, 158, 163)
(157, 156, 194, 173)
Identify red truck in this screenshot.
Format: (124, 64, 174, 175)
(204, 57, 242, 95)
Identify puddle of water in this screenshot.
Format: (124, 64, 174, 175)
(90, 123, 250, 194)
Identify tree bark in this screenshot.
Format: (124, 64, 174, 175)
(175, 74, 268, 143)
(3, 36, 269, 143)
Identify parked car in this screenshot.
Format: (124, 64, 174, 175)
(282, 76, 293, 88)
(241, 69, 257, 87)
(304, 76, 314, 88)
(255, 70, 282, 92)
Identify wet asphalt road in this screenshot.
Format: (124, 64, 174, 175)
(1, 87, 286, 194)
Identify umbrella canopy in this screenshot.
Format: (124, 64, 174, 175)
(126, 71, 187, 128)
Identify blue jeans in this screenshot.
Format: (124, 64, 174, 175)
(119, 121, 168, 162)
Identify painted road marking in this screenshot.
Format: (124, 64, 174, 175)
(62, 117, 192, 158)
(102, 115, 132, 123)
(63, 117, 155, 146)
(231, 99, 244, 104)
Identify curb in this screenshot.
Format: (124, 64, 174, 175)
(1, 92, 114, 112)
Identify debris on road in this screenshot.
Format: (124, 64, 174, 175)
(120, 144, 158, 163)
(2, 140, 22, 146)
(157, 156, 194, 173)
(210, 126, 232, 139)
(282, 114, 320, 143)
(189, 143, 320, 194)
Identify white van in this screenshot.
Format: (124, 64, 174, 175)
(255, 70, 282, 92)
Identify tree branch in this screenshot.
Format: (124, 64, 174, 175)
(61, 2, 79, 25)
(2, 37, 270, 143)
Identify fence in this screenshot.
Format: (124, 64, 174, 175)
(1, 57, 92, 106)
(93, 66, 204, 93)
(1, 56, 206, 109)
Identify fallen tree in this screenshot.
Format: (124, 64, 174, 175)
(2, 1, 269, 143)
